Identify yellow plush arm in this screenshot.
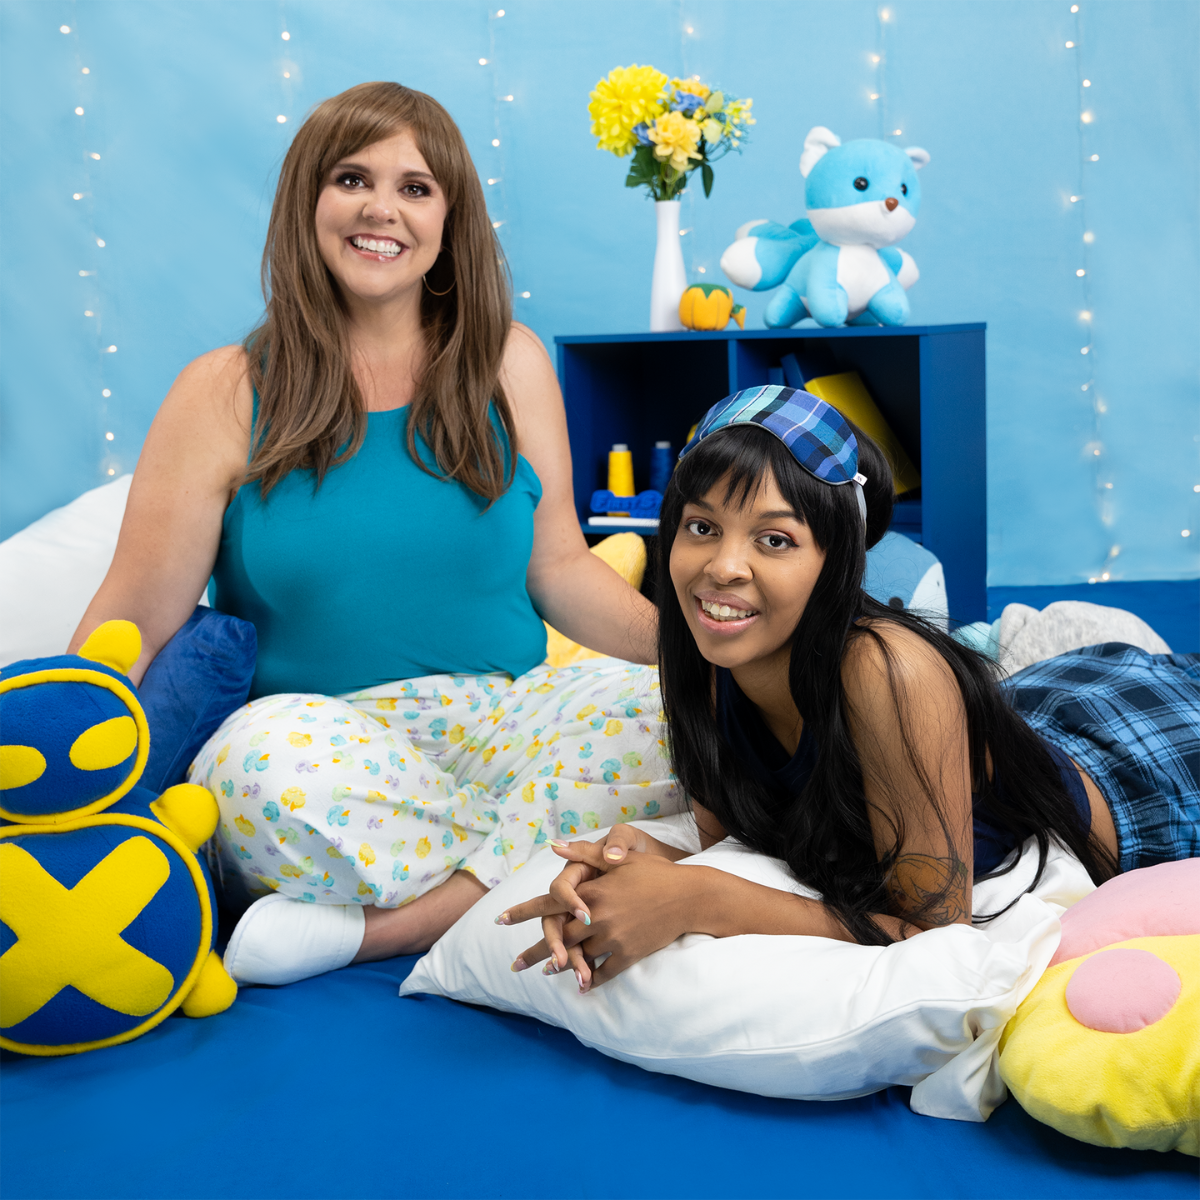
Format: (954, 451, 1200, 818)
(180, 950, 237, 1018)
(150, 784, 220, 853)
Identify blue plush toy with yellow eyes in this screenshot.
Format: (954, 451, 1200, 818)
(0, 620, 236, 1055)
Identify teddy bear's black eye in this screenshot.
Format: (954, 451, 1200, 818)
(900, 183, 908, 196)
(854, 176, 869, 191)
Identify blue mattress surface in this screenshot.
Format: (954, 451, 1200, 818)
(2, 954, 1195, 1200)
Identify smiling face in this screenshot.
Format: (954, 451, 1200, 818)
(314, 128, 448, 309)
(669, 468, 827, 682)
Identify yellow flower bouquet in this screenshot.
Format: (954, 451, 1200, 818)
(588, 66, 754, 200)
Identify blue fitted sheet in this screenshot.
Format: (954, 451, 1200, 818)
(2, 955, 1195, 1200)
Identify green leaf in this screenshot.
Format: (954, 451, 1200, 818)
(701, 163, 714, 198)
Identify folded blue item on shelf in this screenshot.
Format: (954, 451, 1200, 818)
(138, 605, 257, 792)
(590, 489, 663, 518)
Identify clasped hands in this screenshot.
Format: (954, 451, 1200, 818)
(494, 824, 695, 994)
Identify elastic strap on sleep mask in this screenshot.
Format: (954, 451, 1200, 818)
(678, 385, 869, 524)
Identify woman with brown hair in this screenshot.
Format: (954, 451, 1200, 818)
(69, 82, 680, 985)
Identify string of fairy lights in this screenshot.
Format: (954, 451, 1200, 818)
(481, 10, 527, 300)
(1064, 5, 1116, 581)
(59, 12, 122, 483)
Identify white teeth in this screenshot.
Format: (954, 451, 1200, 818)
(701, 600, 755, 622)
(352, 236, 400, 257)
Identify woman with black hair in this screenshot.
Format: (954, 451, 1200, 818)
(500, 386, 1200, 993)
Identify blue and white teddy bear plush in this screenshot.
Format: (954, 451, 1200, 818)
(720, 126, 930, 328)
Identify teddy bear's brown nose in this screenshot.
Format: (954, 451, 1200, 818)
(885, 197, 899, 212)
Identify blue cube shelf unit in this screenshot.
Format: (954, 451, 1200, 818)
(555, 324, 987, 623)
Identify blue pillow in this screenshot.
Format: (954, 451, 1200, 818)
(138, 607, 257, 793)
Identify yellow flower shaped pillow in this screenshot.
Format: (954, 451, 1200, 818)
(998, 858, 1199, 1154)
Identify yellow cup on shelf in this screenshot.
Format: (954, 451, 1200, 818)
(608, 443, 634, 516)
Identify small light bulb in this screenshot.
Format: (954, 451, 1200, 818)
(89, 152, 100, 160)
(1069, 195, 1080, 202)
(1184, 530, 1192, 537)
(870, 54, 881, 64)
(1090, 153, 1100, 161)
(1070, 3, 1079, 10)
(1093, 448, 1101, 456)
(1065, 40, 1075, 48)
(496, 7, 505, 14)
(1083, 78, 1091, 86)
(492, 138, 500, 147)
(1081, 346, 1090, 354)
(479, 57, 489, 65)
(1076, 268, 1086, 277)
(107, 468, 116, 476)
(1105, 483, 1114, 490)
(105, 432, 114, 441)
(1096, 400, 1107, 412)
(686, 25, 694, 33)
(1080, 310, 1092, 320)
(492, 220, 504, 228)
(869, 92, 880, 100)
(60, 24, 71, 33)
(502, 94, 514, 101)
(277, 115, 287, 124)
(698, 266, 707, 274)
(84, 310, 94, 317)
(1083, 231, 1095, 243)
(487, 178, 499, 185)
(892, 129, 902, 136)
(1100, 572, 1109, 580)
(73, 192, 83, 200)
(1081, 110, 1094, 123)
(281, 30, 290, 40)
(1194, 485, 1200, 493)
(81, 67, 89, 74)
(102, 388, 111, 397)
(75, 106, 84, 115)
(283, 71, 290, 78)
(520, 291, 531, 298)
(1081, 383, 1090, 390)
(106, 345, 117, 352)
(96, 237, 105, 247)
(880, 7, 891, 19)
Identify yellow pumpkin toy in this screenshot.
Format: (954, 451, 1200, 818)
(679, 284, 746, 331)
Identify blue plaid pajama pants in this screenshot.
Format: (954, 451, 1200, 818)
(1001, 643, 1200, 872)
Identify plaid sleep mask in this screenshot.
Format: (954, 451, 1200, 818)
(679, 385, 869, 499)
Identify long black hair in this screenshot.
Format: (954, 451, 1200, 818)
(656, 423, 1117, 945)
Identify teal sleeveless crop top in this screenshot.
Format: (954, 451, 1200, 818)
(212, 405, 546, 699)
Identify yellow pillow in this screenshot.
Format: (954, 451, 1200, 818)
(999, 934, 1199, 1155)
(544, 533, 646, 669)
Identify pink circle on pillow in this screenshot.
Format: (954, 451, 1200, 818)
(1065, 948, 1181, 1033)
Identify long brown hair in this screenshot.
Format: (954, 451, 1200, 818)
(243, 81, 516, 500)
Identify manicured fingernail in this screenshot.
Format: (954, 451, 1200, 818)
(605, 848, 623, 861)
(510, 957, 528, 973)
(574, 970, 584, 991)
(574, 908, 591, 926)
(494, 912, 511, 925)
(578, 977, 590, 995)
(542, 958, 560, 976)
(549, 839, 569, 848)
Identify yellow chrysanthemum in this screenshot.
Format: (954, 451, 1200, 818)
(648, 110, 702, 174)
(671, 76, 711, 101)
(589, 64, 668, 157)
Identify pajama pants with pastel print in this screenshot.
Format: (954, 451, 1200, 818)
(190, 659, 681, 909)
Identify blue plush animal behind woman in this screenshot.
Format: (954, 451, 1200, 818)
(721, 126, 929, 327)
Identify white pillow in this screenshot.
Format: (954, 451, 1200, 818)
(400, 813, 1095, 1123)
(0, 475, 133, 666)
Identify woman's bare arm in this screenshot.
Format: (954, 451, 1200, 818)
(841, 622, 975, 930)
(68, 346, 253, 684)
(500, 324, 658, 665)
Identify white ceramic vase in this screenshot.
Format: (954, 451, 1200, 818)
(650, 199, 687, 332)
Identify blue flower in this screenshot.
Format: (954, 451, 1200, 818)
(633, 122, 652, 146)
(671, 92, 704, 114)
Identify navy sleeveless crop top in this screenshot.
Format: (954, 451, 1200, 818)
(714, 667, 1091, 875)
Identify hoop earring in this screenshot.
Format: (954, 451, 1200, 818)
(422, 272, 455, 297)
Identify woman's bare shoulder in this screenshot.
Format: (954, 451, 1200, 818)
(842, 619, 957, 710)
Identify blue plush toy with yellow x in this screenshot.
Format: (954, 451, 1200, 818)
(0, 620, 236, 1055)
